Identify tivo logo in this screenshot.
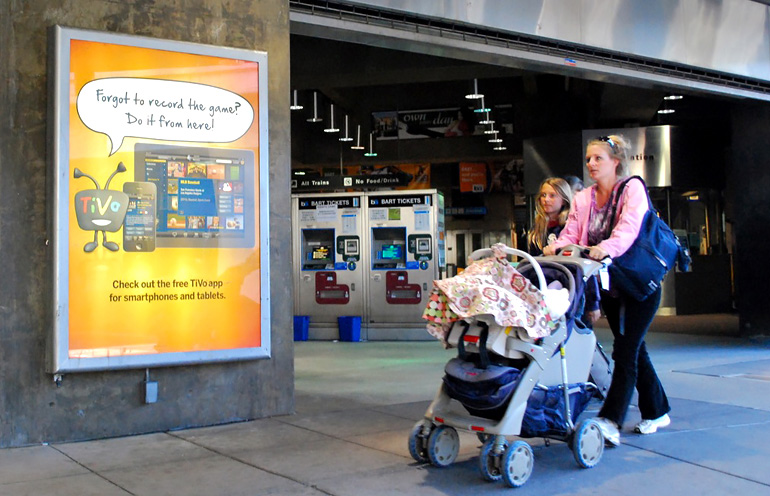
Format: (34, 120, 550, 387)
(73, 163, 129, 252)
(76, 194, 124, 217)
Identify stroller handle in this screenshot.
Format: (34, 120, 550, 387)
(469, 245, 547, 292)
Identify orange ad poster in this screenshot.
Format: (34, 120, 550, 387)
(459, 162, 487, 193)
(52, 28, 269, 371)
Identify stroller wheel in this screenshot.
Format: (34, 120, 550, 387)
(427, 425, 460, 467)
(478, 437, 507, 482)
(572, 419, 604, 468)
(502, 440, 534, 488)
(408, 421, 431, 463)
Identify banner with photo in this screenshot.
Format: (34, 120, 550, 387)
(373, 108, 474, 140)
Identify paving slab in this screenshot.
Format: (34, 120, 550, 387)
(174, 418, 331, 454)
(625, 422, 770, 486)
(677, 358, 770, 381)
(0, 445, 87, 484)
(371, 400, 434, 421)
(279, 406, 417, 439)
(54, 432, 211, 472)
(0, 473, 131, 496)
(232, 436, 407, 483)
(97, 453, 309, 496)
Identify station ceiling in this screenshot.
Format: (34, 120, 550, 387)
(290, 34, 734, 142)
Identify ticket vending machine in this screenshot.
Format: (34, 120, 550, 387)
(365, 190, 443, 339)
(292, 194, 365, 339)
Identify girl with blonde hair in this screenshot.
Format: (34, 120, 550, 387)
(527, 177, 572, 256)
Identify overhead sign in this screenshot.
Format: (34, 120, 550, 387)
(368, 194, 432, 207)
(291, 173, 410, 191)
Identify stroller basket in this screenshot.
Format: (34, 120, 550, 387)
(520, 383, 596, 438)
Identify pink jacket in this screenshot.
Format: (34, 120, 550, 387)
(551, 178, 649, 258)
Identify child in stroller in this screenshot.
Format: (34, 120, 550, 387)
(411, 244, 609, 488)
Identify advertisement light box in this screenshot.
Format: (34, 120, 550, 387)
(49, 26, 270, 372)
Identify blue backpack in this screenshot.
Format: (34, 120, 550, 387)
(606, 176, 691, 301)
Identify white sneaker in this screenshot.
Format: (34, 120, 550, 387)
(593, 417, 620, 447)
(634, 414, 671, 434)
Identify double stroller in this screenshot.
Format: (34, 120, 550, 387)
(410, 244, 610, 488)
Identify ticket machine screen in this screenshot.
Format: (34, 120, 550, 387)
(381, 244, 403, 260)
(312, 245, 330, 260)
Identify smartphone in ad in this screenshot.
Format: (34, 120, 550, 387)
(123, 181, 157, 252)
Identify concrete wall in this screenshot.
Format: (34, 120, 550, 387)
(0, 0, 293, 447)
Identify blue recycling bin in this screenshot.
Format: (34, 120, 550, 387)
(338, 316, 362, 342)
(293, 316, 309, 341)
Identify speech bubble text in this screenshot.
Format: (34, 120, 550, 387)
(77, 78, 255, 155)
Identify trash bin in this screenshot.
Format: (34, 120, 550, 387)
(338, 316, 362, 342)
(293, 316, 309, 341)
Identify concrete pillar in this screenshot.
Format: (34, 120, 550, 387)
(730, 102, 770, 337)
(0, 0, 293, 447)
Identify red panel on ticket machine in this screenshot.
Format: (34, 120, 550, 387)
(315, 271, 350, 304)
(385, 270, 421, 304)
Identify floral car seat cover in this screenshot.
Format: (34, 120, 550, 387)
(423, 243, 558, 341)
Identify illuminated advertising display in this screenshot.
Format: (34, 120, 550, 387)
(49, 27, 270, 372)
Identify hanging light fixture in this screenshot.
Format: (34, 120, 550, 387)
(488, 131, 502, 143)
(324, 103, 340, 133)
(493, 144, 508, 151)
(364, 132, 378, 157)
(479, 111, 494, 126)
(474, 96, 491, 113)
(484, 123, 498, 134)
(351, 125, 365, 150)
(289, 89, 303, 110)
(658, 95, 679, 114)
(307, 91, 322, 123)
(465, 78, 483, 99)
(339, 115, 353, 141)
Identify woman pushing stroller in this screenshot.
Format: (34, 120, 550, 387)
(543, 134, 671, 446)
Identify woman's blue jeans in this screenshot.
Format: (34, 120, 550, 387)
(598, 287, 670, 426)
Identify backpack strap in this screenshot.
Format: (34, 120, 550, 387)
(605, 175, 653, 239)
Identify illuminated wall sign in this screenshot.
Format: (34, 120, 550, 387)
(49, 27, 270, 372)
(581, 126, 672, 187)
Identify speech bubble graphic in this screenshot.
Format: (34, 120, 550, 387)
(77, 78, 255, 155)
